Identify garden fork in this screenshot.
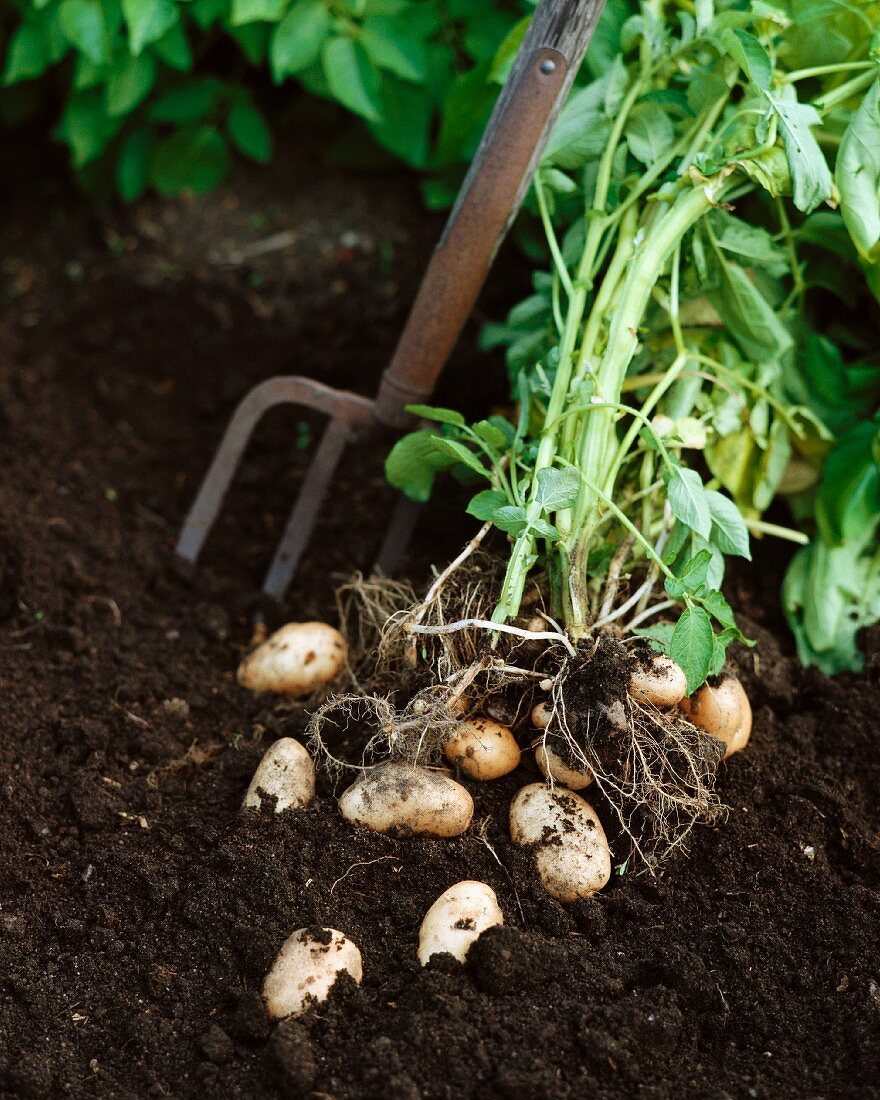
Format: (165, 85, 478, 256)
(175, 0, 606, 601)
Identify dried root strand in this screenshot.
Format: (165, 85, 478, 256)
(545, 668, 725, 872)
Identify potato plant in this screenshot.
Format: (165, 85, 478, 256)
(389, 0, 880, 683)
(0, 0, 525, 196)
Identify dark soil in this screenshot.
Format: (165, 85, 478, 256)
(1, 142, 879, 1100)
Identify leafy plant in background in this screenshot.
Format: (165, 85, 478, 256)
(0, 0, 526, 197)
(388, 0, 880, 683)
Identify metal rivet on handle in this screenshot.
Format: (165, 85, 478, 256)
(539, 58, 556, 74)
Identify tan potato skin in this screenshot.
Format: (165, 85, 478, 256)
(237, 622, 346, 697)
(531, 701, 552, 729)
(338, 764, 474, 837)
(242, 737, 315, 813)
(443, 718, 520, 781)
(534, 743, 593, 790)
(263, 928, 362, 1020)
(680, 675, 751, 757)
(417, 881, 503, 965)
(629, 656, 688, 708)
(510, 784, 611, 902)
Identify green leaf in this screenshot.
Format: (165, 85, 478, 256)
(59, 0, 108, 64)
(151, 21, 194, 70)
(230, 0, 288, 24)
(116, 127, 152, 200)
(492, 505, 528, 536)
(430, 437, 491, 481)
(435, 62, 495, 164)
(534, 466, 581, 511)
(3, 23, 49, 84)
(701, 589, 739, 631)
(57, 90, 121, 166)
(466, 490, 507, 521)
(542, 81, 610, 170)
(783, 533, 880, 675)
(471, 419, 510, 451)
(150, 125, 231, 195)
(766, 91, 834, 214)
(226, 101, 272, 163)
(709, 210, 789, 276)
(666, 466, 711, 539)
(405, 404, 465, 427)
(633, 621, 676, 652)
(624, 101, 674, 166)
(149, 80, 219, 123)
(227, 21, 270, 64)
(105, 54, 157, 116)
(722, 28, 771, 90)
(122, 0, 179, 55)
(707, 256, 793, 364)
(815, 421, 880, 546)
(191, 0, 229, 30)
(709, 627, 739, 677)
(361, 15, 427, 82)
(531, 517, 561, 540)
(385, 429, 455, 502)
(322, 36, 383, 123)
(706, 490, 751, 559)
(836, 79, 880, 263)
(664, 548, 713, 600)
(367, 74, 431, 167)
(669, 605, 715, 693)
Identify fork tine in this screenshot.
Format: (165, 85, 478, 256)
(176, 376, 374, 572)
(262, 416, 351, 601)
(374, 494, 422, 577)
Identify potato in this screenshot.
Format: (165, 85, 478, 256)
(242, 738, 315, 813)
(443, 717, 520, 781)
(629, 655, 687, 708)
(418, 881, 503, 965)
(263, 928, 362, 1020)
(534, 743, 593, 790)
(531, 701, 552, 729)
(237, 622, 346, 697)
(339, 764, 473, 837)
(510, 784, 611, 902)
(680, 674, 751, 758)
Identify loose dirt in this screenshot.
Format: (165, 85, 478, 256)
(1, 139, 878, 1099)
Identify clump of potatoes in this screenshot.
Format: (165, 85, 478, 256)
(237, 622, 752, 918)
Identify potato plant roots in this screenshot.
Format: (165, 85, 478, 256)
(310, 548, 726, 873)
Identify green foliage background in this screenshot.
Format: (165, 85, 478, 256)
(0, 0, 525, 198)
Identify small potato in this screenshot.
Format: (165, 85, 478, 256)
(534, 742, 593, 790)
(243, 738, 315, 813)
(263, 928, 362, 1020)
(531, 701, 552, 729)
(339, 764, 473, 837)
(680, 674, 751, 758)
(418, 881, 503, 965)
(237, 622, 346, 697)
(510, 783, 611, 902)
(444, 718, 520, 781)
(630, 655, 687, 708)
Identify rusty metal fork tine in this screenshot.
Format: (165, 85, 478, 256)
(176, 376, 373, 572)
(374, 494, 422, 576)
(262, 416, 351, 600)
